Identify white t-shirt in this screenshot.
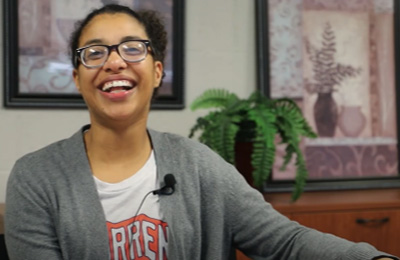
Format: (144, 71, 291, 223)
(94, 151, 168, 260)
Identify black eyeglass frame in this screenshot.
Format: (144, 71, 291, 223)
(74, 39, 154, 68)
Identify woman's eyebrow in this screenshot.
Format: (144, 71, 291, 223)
(82, 38, 103, 47)
(120, 35, 147, 41)
(81, 36, 147, 47)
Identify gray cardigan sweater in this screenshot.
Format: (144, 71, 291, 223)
(5, 126, 395, 260)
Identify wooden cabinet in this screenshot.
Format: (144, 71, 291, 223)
(267, 188, 400, 257)
(289, 209, 400, 254)
(237, 188, 400, 260)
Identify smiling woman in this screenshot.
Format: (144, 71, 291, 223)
(71, 9, 164, 126)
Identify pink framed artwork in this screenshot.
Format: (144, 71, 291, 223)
(256, 0, 400, 191)
(3, 0, 184, 109)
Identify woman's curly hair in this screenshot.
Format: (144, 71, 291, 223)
(69, 4, 167, 86)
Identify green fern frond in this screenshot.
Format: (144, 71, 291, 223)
(251, 137, 276, 187)
(280, 144, 295, 171)
(190, 89, 239, 111)
(248, 91, 274, 107)
(189, 111, 221, 138)
(189, 117, 209, 138)
(248, 106, 276, 146)
(274, 99, 317, 143)
(247, 106, 277, 187)
(292, 149, 308, 201)
(195, 112, 240, 164)
(207, 115, 240, 164)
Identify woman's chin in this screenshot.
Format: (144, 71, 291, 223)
(101, 107, 147, 125)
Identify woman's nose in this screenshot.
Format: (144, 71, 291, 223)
(103, 50, 128, 71)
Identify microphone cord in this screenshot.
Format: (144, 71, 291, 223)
(130, 174, 175, 257)
(133, 189, 155, 218)
(133, 174, 176, 219)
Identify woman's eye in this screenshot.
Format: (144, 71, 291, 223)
(86, 49, 106, 60)
(124, 47, 142, 55)
(122, 43, 144, 56)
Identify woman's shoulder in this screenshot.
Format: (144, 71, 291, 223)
(148, 129, 220, 159)
(11, 128, 86, 177)
(148, 129, 241, 182)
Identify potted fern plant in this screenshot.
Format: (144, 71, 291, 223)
(189, 89, 317, 201)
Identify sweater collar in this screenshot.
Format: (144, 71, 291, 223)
(71, 125, 173, 183)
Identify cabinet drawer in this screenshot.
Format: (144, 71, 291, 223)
(290, 209, 400, 256)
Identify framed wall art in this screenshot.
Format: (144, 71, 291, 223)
(3, 0, 184, 109)
(256, 0, 400, 191)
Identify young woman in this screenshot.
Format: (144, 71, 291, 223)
(5, 4, 398, 260)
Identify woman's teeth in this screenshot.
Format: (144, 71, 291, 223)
(102, 80, 133, 93)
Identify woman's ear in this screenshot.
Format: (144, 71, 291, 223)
(153, 61, 163, 89)
(72, 69, 81, 93)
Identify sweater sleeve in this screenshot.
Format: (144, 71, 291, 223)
(5, 159, 63, 260)
(223, 166, 398, 260)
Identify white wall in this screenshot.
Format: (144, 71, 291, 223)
(0, 0, 256, 202)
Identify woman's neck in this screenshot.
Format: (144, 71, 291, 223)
(84, 122, 152, 182)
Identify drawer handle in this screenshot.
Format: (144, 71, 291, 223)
(356, 217, 389, 225)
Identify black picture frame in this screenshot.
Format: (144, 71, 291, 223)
(3, 0, 184, 109)
(256, 0, 400, 192)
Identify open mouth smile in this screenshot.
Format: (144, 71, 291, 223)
(100, 80, 135, 93)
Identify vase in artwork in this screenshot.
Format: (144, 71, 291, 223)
(313, 92, 338, 137)
(338, 105, 366, 137)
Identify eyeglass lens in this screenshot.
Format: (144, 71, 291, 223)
(81, 41, 148, 67)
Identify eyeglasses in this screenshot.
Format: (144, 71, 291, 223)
(74, 40, 152, 68)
